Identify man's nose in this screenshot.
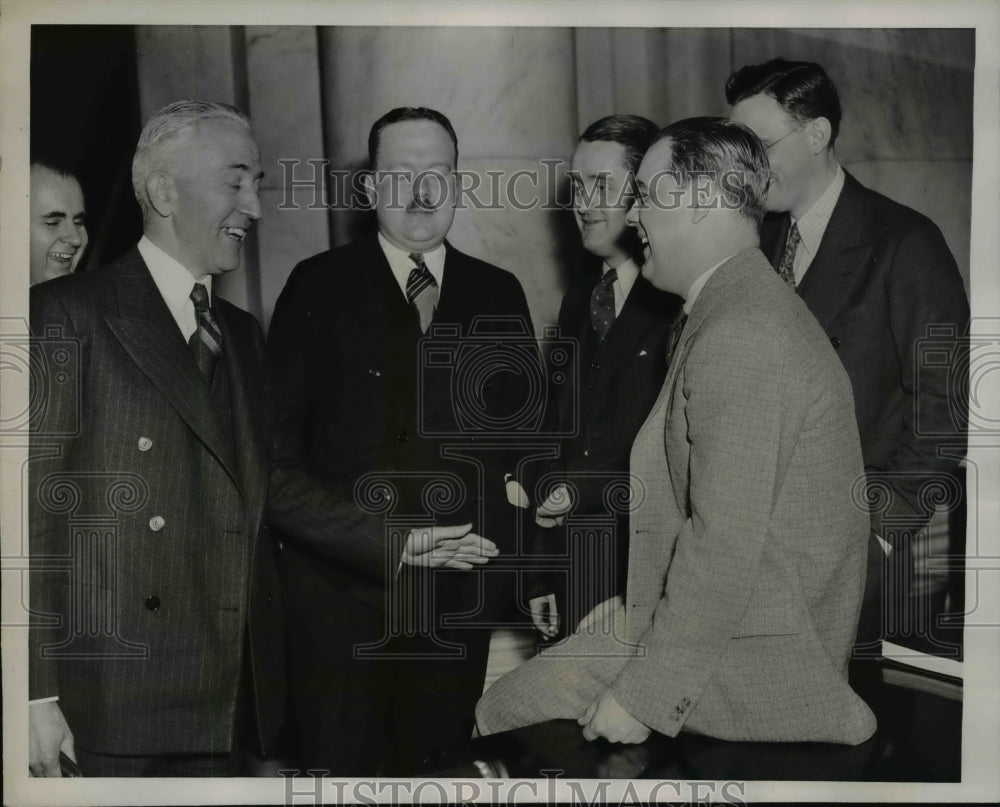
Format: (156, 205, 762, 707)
(60, 223, 83, 246)
(625, 204, 639, 226)
(240, 188, 262, 221)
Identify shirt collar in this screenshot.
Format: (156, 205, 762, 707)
(606, 258, 639, 300)
(378, 232, 446, 298)
(138, 235, 212, 309)
(791, 164, 844, 258)
(683, 252, 739, 314)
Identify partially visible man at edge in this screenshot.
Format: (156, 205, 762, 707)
(30, 159, 88, 285)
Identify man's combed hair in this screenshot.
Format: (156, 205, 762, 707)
(368, 107, 459, 169)
(579, 114, 659, 176)
(725, 58, 842, 146)
(30, 152, 82, 183)
(655, 116, 770, 227)
(131, 100, 252, 220)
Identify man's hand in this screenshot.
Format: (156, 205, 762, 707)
(529, 593, 559, 638)
(534, 483, 573, 528)
(401, 523, 498, 570)
(579, 690, 650, 744)
(29, 701, 75, 777)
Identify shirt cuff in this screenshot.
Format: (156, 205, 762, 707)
(29, 696, 59, 705)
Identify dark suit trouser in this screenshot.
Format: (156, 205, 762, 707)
(280, 545, 491, 776)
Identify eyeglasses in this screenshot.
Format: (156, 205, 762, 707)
(763, 122, 807, 152)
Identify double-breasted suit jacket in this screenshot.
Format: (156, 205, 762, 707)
(29, 249, 284, 756)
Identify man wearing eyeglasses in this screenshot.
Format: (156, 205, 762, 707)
(726, 59, 969, 652)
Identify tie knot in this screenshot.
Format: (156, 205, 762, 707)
(601, 267, 618, 288)
(405, 255, 437, 304)
(190, 283, 211, 313)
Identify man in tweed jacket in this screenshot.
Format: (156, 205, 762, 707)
(476, 117, 877, 746)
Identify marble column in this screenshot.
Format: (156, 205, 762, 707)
(134, 26, 262, 318)
(244, 26, 330, 329)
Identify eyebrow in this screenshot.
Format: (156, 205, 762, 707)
(227, 163, 266, 181)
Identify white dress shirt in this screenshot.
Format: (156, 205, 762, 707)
(788, 164, 845, 285)
(378, 232, 446, 298)
(606, 257, 640, 317)
(137, 235, 213, 341)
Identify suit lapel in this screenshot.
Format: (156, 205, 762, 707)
(595, 278, 667, 389)
(103, 251, 240, 488)
(796, 172, 872, 330)
(216, 303, 267, 515)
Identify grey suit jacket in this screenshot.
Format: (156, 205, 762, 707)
(610, 248, 877, 744)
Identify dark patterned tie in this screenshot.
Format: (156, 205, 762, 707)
(406, 252, 439, 332)
(189, 283, 222, 381)
(777, 221, 801, 287)
(665, 313, 688, 367)
(589, 267, 618, 341)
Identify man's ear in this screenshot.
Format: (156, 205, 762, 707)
(807, 117, 833, 155)
(690, 182, 713, 225)
(145, 171, 174, 219)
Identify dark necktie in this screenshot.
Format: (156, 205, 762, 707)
(589, 267, 618, 341)
(406, 252, 439, 333)
(189, 283, 222, 381)
(777, 221, 801, 287)
(665, 312, 688, 367)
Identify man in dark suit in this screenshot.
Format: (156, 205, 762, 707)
(28, 100, 284, 776)
(726, 59, 969, 650)
(266, 107, 535, 775)
(528, 115, 682, 640)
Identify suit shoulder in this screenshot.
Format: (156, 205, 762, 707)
(851, 178, 947, 242)
(216, 296, 263, 337)
(30, 260, 121, 329)
(449, 247, 522, 289)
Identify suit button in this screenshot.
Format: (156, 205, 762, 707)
(145, 595, 161, 611)
(137, 437, 153, 452)
(149, 516, 165, 531)
(583, 449, 590, 457)
(830, 336, 841, 348)
(397, 432, 408, 443)
(265, 593, 274, 605)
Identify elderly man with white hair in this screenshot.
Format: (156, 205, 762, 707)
(28, 100, 285, 777)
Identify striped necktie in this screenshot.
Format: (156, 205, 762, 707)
(189, 283, 222, 381)
(406, 252, 439, 333)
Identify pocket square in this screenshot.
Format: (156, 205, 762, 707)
(638, 349, 648, 357)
